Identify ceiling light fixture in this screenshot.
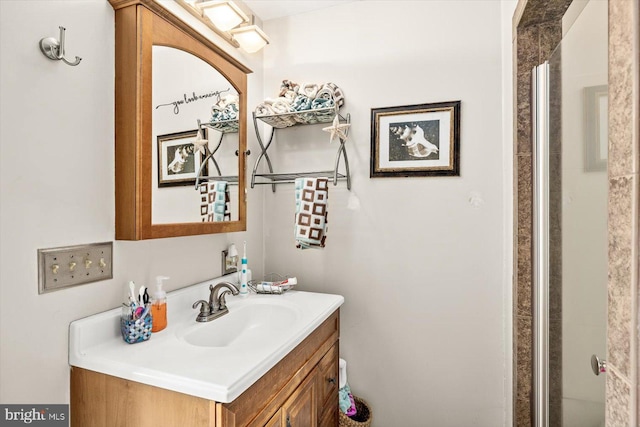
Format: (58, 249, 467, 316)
(177, 0, 269, 53)
(230, 23, 270, 53)
(197, 1, 249, 32)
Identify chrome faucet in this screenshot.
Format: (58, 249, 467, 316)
(192, 281, 239, 322)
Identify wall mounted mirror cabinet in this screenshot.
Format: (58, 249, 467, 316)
(109, 0, 251, 240)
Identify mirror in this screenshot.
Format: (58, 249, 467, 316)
(110, 0, 251, 240)
(151, 46, 240, 224)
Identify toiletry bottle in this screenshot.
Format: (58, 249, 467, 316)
(239, 241, 248, 297)
(151, 276, 169, 332)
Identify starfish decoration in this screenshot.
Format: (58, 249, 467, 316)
(192, 129, 208, 154)
(322, 115, 350, 143)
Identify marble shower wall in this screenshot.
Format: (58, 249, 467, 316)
(605, 1, 639, 425)
(513, 2, 568, 425)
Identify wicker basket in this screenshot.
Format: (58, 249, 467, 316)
(338, 396, 372, 427)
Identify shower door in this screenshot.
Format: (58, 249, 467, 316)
(533, 1, 608, 426)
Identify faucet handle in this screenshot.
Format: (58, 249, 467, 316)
(192, 299, 209, 315)
(218, 290, 233, 310)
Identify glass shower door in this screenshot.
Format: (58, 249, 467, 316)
(556, 0, 608, 424)
(534, 1, 608, 426)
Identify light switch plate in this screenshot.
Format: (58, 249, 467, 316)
(38, 242, 113, 294)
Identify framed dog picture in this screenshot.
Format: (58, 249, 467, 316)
(370, 101, 460, 177)
(157, 129, 207, 187)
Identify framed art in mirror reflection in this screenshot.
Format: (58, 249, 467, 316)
(157, 129, 208, 187)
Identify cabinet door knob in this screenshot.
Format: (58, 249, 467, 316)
(286, 415, 291, 427)
(327, 377, 336, 384)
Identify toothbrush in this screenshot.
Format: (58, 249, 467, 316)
(128, 281, 137, 305)
(239, 241, 248, 296)
(139, 305, 151, 320)
(138, 286, 146, 306)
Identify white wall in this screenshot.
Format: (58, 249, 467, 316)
(261, 2, 509, 425)
(501, 1, 517, 425)
(0, 0, 265, 404)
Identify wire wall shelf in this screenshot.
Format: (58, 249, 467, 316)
(194, 119, 241, 189)
(254, 107, 336, 129)
(203, 119, 239, 134)
(251, 109, 351, 192)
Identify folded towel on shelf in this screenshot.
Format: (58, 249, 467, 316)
(311, 97, 334, 110)
(210, 103, 239, 122)
(294, 177, 328, 250)
(279, 79, 300, 96)
(291, 94, 312, 112)
(281, 89, 297, 103)
(218, 94, 239, 108)
(255, 80, 345, 118)
(300, 82, 319, 99)
(200, 181, 230, 222)
(314, 87, 334, 101)
(319, 82, 344, 107)
(210, 94, 239, 126)
(255, 102, 275, 116)
(271, 98, 292, 114)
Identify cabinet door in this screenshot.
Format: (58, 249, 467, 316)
(316, 344, 338, 426)
(318, 403, 337, 427)
(265, 409, 283, 427)
(316, 344, 339, 409)
(282, 374, 316, 427)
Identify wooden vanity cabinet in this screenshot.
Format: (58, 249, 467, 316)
(70, 310, 339, 427)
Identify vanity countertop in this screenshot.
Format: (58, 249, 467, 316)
(69, 274, 344, 403)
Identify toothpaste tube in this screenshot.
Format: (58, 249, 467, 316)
(256, 277, 297, 293)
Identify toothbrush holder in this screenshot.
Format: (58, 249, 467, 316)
(120, 314, 152, 344)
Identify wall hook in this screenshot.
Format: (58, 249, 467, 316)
(39, 26, 82, 66)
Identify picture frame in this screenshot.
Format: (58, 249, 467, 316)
(157, 129, 207, 187)
(370, 101, 460, 177)
(584, 85, 608, 172)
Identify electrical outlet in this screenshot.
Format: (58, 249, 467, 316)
(221, 249, 238, 275)
(38, 242, 113, 294)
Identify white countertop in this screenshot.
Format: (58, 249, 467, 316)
(69, 274, 344, 402)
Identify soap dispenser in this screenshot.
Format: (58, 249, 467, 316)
(151, 276, 169, 332)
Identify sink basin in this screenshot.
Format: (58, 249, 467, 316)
(177, 299, 301, 348)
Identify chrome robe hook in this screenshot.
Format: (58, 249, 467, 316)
(39, 26, 82, 66)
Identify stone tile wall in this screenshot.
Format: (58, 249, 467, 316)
(513, 3, 569, 425)
(605, 1, 638, 425)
